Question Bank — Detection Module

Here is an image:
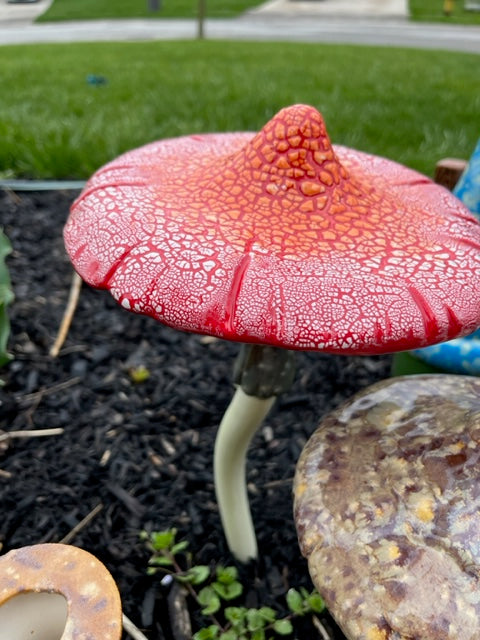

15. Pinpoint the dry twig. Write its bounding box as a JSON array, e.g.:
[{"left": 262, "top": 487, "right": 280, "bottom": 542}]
[
  {"left": 122, "top": 613, "right": 150, "bottom": 640},
  {"left": 312, "top": 614, "right": 334, "bottom": 640},
  {"left": 59, "top": 503, "right": 104, "bottom": 545},
  {"left": 0, "top": 427, "right": 64, "bottom": 443},
  {"left": 17, "top": 376, "right": 82, "bottom": 407},
  {"left": 50, "top": 271, "right": 82, "bottom": 357}
]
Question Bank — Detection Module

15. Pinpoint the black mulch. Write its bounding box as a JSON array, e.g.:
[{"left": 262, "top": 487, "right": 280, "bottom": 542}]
[{"left": 0, "top": 189, "right": 392, "bottom": 639}]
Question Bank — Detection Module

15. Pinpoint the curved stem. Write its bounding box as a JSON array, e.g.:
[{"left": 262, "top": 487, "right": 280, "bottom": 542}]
[{"left": 214, "top": 387, "right": 275, "bottom": 562}]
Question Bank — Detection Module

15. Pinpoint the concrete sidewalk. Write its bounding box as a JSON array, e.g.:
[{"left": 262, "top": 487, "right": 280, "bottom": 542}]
[
  {"left": 0, "top": 0, "right": 478, "bottom": 54},
  {"left": 251, "top": 0, "right": 408, "bottom": 18},
  {"left": 0, "top": 0, "right": 52, "bottom": 23},
  {"left": 0, "top": 0, "right": 408, "bottom": 24},
  {"left": 1, "top": 16, "right": 478, "bottom": 53}
]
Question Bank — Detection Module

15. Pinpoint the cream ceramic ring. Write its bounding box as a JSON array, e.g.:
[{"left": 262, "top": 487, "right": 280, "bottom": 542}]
[{"left": 0, "top": 543, "right": 122, "bottom": 640}]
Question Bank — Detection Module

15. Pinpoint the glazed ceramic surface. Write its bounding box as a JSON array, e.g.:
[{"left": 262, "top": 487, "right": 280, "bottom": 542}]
[
  {"left": 64, "top": 105, "right": 480, "bottom": 355},
  {"left": 0, "top": 544, "right": 122, "bottom": 640},
  {"left": 412, "top": 139, "right": 480, "bottom": 374}
]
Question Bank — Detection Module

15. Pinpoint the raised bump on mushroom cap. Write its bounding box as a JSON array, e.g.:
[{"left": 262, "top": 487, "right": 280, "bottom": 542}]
[
  {"left": 64, "top": 104, "right": 480, "bottom": 355},
  {"left": 294, "top": 375, "right": 480, "bottom": 640},
  {"left": 0, "top": 543, "right": 122, "bottom": 640}
]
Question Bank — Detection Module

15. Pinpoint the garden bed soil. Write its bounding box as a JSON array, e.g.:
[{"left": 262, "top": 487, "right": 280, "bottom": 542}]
[{"left": 0, "top": 188, "right": 392, "bottom": 640}]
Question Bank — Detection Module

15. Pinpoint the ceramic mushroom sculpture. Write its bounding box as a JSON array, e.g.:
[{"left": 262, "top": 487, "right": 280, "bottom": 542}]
[
  {"left": 294, "top": 374, "right": 480, "bottom": 640},
  {"left": 410, "top": 139, "right": 480, "bottom": 375},
  {"left": 64, "top": 104, "right": 480, "bottom": 561},
  {"left": 0, "top": 543, "right": 122, "bottom": 640}
]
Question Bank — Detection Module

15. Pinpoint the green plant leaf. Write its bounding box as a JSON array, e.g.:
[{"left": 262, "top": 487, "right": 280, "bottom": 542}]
[
  {"left": 149, "top": 555, "right": 174, "bottom": 567},
  {"left": 299, "top": 587, "right": 309, "bottom": 599},
  {"left": 216, "top": 566, "right": 238, "bottom": 584},
  {"left": 171, "top": 540, "right": 190, "bottom": 555},
  {"left": 142, "top": 529, "right": 323, "bottom": 638},
  {"left": 257, "top": 608, "right": 276, "bottom": 623},
  {"left": 0, "top": 285, "right": 13, "bottom": 307},
  {"left": 212, "top": 580, "right": 243, "bottom": 601},
  {"left": 225, "top": 606, "right": 247, "bottom": 627},
  {"left": 272, "top": 619, "right": 293, "bottom": 635},
  {"left": 0, "top": 231, "right": 12, "bottom": 286},
  {"left": 306, "top": 591, "right": 325, "bottom": 613},
  {"left": 193, "top": 625, "right": 221, "bottom": 640},
  {"left": 0, "top": 306, "right": 12, "bottom": 369},
  {"left": 198, "top": 586, "right": 221, "bottom": 615},
  {"left": 246, "top": 609, "right": 268, "bottom": 632},
  {"left": 246, "top": 607, "right": 277, "bottom": 631},
  {"left": 182, "top": 565, "right": 210, "bottom": 585},
  {"left": 149, "top": 529, "right": 177, "bottom": 551},
  {"left": 0, "top": 230, "right": 13, "bottom": 369},
  {"left": 286, "top": 589, "right": 304, "bottom": 615}
]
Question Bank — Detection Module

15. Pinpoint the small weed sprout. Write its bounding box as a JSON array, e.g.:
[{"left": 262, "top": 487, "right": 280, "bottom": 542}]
[{"left": 141, "top": 528, "right": 325, "bottom": 640}]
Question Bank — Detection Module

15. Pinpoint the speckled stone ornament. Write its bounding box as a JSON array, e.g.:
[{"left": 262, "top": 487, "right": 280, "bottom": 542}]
[{"left": 294, "top": 375, "right": 480, "bottom": 640}]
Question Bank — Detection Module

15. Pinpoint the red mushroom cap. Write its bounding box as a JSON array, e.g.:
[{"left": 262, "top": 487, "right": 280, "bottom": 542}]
[{"left": 64, "top": 104, "right": 480, "bottom": 354}]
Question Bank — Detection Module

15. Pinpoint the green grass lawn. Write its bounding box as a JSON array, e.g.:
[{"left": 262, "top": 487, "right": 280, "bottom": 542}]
[
  {"left": 410, "top": 0, "right": 480, "bottom": 23},
  {"left": 37, "top": 0, "right": 262, "bottom": 21},
  {"left": 1, "top": 40, "right": 478, "bottom": 180},
  {"left": 37, "top": 0, "right": 480, "bottom": 24},
  {"left": 410, "top": 0, "right": 480, "bottom": 24}
]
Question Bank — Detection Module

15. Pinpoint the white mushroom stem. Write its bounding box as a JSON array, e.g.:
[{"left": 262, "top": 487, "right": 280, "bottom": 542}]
[{"left": 214, "top": 386, "right": 276, "bottom": 562}]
